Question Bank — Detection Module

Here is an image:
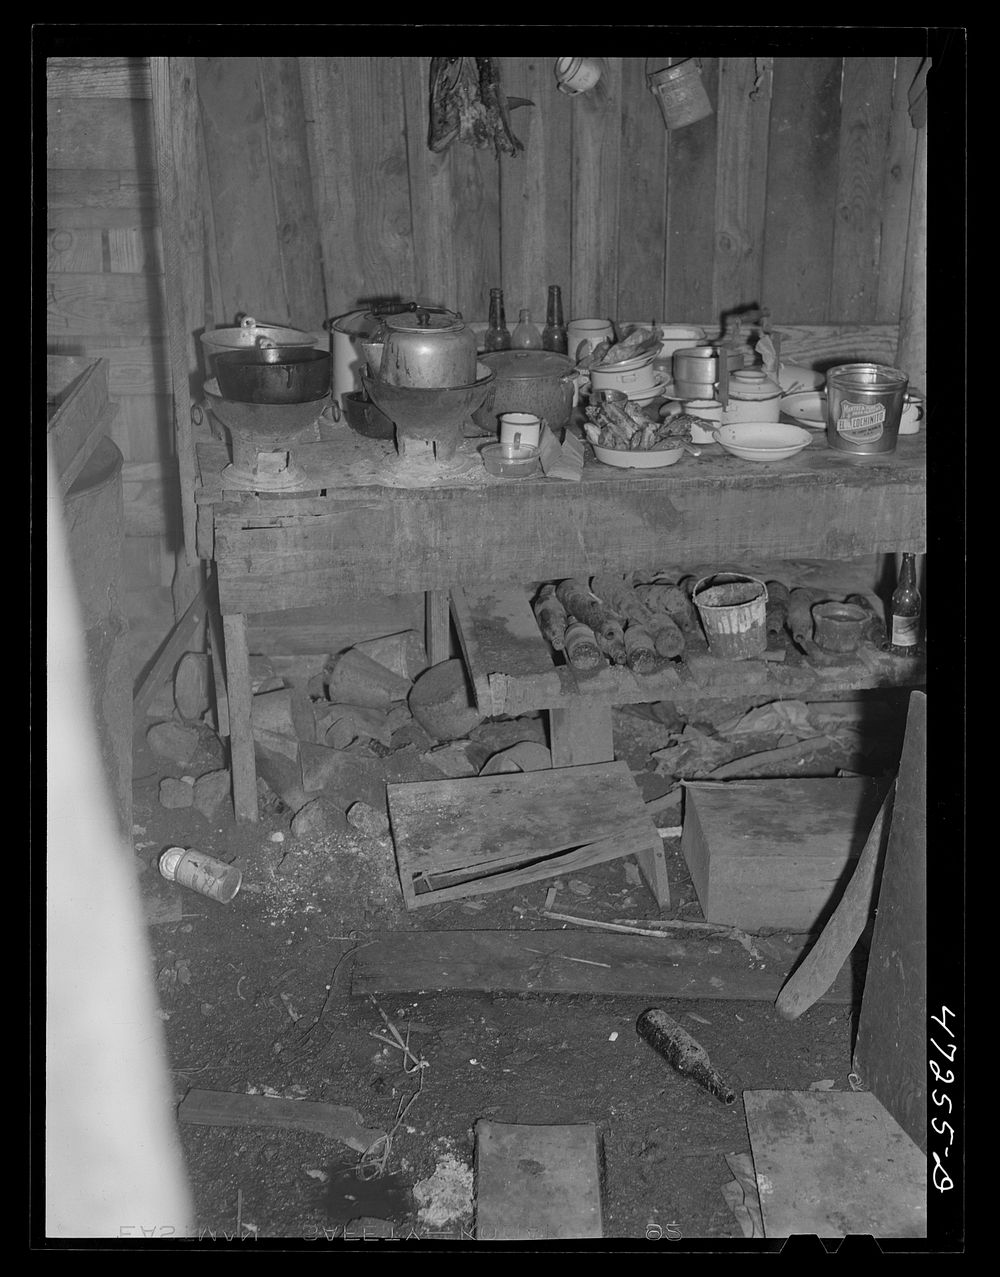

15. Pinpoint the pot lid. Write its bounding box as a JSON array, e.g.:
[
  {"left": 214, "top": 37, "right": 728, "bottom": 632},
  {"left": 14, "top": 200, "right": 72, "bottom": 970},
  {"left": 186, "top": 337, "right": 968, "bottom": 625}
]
[
  {"left": 482, "top": 350, "right": 576, "bottom": 379},
  {"left": 384, "top": 309, "right": 464, "bottom": 333},
  {"left": 729, "top": 368, "right": 782, "bottom": 398}
]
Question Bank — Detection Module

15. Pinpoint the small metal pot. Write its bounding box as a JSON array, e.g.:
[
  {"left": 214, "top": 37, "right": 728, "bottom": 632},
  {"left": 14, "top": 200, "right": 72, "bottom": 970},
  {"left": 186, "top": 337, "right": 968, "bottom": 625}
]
[
  {"left": 471, "top": 349, "right": 578, "bottom": 432},
  {"left": 379, "top": 308, "right": 478, "bottom": 389},
  {"left": 215, "top": 348, "right": 331, "bottom": 404}
]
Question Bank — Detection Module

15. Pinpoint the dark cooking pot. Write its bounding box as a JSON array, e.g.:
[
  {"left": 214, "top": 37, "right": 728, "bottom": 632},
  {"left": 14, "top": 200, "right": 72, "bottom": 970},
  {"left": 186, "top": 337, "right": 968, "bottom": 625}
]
[
  {"left": 471, "top": 350, "right": 577, "bottom": 433},
  {"left": 215, "top": 348, "right": 331, "bottom": 404}
]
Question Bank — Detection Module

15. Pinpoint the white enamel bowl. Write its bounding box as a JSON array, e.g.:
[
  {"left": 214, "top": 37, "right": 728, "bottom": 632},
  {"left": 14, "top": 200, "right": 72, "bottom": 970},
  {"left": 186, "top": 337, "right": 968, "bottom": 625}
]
[
  {"left": 593, "top": 442, "right": 685, "bottom": 469},
  {"left": 712, "top": 422, "right": 813, "bottom": 462},
  {"left": 780, "top": 390, "right": 828, "bottom": 428}
]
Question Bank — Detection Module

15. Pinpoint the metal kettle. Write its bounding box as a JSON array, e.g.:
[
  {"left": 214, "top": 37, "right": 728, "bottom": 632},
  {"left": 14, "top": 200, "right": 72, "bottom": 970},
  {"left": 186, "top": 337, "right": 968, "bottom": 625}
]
[{"left": 376, "top": 303, "right": 478, "bottom": 390}]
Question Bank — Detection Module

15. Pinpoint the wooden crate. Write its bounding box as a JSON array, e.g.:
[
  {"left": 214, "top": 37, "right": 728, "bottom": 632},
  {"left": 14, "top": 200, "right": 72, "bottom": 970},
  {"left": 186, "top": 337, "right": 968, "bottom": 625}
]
[
  {"left": 450, "top": 576, "right": 926, "bottom": 720},
  {"left": 387, "top": 761, "right": 667, "bottom": 908},
  {"left": 680, "top": 777, "right": 890, "bottom": 932}
]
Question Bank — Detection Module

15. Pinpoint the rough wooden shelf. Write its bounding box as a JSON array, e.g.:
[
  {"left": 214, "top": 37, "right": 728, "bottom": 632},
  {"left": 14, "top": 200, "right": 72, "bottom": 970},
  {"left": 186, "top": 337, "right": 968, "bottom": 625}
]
[
  {"left": 451, "top": 578, "right": 927, "bottom": 718},
  {"left": 196, "top": 431, "right": 926, "bottom": 610}
]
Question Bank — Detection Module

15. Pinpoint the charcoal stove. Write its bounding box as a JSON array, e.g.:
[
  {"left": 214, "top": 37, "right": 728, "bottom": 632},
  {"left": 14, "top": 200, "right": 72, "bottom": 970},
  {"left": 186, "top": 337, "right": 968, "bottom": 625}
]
[{"left": 203, "top": 379, "right": 329, "bottom": 490}]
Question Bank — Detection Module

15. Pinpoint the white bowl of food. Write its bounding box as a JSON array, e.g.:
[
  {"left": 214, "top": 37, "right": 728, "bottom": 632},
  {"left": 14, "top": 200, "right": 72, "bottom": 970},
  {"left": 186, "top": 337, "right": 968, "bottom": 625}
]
[
  {"left": 779, "top": 389, "right": 828, "bottom": 428},
  {"left": 712, "top": 422, "right": 814, "bottom": 462}
]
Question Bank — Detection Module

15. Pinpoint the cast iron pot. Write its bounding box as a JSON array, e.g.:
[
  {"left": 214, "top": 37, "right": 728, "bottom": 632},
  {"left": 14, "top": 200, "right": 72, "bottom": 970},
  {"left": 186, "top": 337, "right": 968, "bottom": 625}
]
[
  {"left": 215, "top": 348, "right": 331, "bottom": 405},
  {"left": 471, "top": 349, "right": 577, "bottom": 433}
]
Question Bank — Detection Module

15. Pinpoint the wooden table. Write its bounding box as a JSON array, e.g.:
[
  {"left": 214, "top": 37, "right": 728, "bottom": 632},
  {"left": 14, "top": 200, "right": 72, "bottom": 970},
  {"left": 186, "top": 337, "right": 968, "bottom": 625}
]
[{"left": 195, "top": 424, "right": 927, "bottom": 821}]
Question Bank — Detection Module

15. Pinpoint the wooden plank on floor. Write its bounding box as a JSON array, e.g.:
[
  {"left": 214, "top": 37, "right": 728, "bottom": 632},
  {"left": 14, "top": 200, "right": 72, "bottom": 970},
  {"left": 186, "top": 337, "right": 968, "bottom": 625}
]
[
  {"left": 475, "top": 1121, "right": 603, "bottom": 1241},
  {"left": 350, "top": 929, "right": 861, "bottom": 1002},
  {"left": 177, "top": 1089, "right": 384, "bottom": 1153},
  {"left": 743, "top": 1090, "right": 926, "bottom": 1238}
]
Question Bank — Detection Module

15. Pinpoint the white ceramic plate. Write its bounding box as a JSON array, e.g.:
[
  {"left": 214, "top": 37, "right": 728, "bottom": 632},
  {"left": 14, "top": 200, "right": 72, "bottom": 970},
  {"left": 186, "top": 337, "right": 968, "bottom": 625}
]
[
  {"left": 713, "top": 422, "right": 813, "bottom": 462},
  {"left": 777, "top": 363, "right": 825, "bottom": 393},
  {"left": 593, "top": 442, "right": 684, "bottom": 469},
  {"left": 780, "top": 390, "right": 828, "bottom": 428}
]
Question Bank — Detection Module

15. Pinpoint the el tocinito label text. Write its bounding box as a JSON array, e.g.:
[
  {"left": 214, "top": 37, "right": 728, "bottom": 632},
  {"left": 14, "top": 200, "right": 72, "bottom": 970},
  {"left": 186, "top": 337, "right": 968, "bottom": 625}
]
[{"left": 836, "top": 399, "right": 885, "bottom": 443}]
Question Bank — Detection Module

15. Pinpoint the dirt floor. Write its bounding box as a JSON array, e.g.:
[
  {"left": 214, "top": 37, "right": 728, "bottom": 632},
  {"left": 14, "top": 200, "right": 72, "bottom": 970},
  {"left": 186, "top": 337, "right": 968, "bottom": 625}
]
[{"left": 132, "top": 699, "right": 906, "bottom": 1244}]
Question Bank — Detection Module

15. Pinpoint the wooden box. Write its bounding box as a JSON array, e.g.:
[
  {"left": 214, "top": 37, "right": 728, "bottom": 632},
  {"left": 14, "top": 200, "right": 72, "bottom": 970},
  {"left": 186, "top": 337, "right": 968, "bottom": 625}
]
[{"left": 681, "top": 777, "right": 889, "bottom": 932}]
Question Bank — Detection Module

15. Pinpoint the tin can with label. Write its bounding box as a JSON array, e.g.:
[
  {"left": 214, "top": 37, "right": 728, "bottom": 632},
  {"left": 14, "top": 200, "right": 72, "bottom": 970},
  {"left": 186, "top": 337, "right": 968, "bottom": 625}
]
[
  {"left": 159, "top": 846, "right": 243, "bottom": 904},
  {"left": 825, "top": 363, "right": 908, "bottom": 456}
]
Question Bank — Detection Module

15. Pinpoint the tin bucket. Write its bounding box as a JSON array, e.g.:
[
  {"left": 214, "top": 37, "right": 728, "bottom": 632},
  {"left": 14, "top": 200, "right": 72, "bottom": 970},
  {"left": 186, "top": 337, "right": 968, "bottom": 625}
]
[
  {"left": 693, "top": 573, "right": 768, "bottom": 660},
  {"left": 647, "top": 59, "right": 713, "bottom": 130},
  {"left": 825, "top": 363, "right": 908, "bottom": 456}
]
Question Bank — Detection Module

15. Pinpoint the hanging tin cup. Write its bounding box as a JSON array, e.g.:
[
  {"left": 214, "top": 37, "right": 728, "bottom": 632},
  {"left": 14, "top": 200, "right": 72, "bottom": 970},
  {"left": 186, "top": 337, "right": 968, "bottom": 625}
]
[
  {"left": 555, "top": 57, "right": 603, "bottom": 96},
  {"left": 646, "top": 58, "right": 714, "bottom": 130}
]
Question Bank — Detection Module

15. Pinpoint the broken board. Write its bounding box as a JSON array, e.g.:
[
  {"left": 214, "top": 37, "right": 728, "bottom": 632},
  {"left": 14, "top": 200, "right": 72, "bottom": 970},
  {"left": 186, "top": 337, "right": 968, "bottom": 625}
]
[
  {"left": 475, "top": 1121, "right": 603, "bottom": 1241},
  {"left": 387, "top": 761, "right": 666, "bottom": 908},
  {"left": 177, "top": 1089, "right": 384, "bottom": 1154},
  {"left": 350, "top": 929, "right": 861, "bottom": 1003},
  {"left": 681, "top": 777, "right": 890, "bottom": 931},
  {"left": 743, "top": 1089, "right": 927, "bottom": 1238}
]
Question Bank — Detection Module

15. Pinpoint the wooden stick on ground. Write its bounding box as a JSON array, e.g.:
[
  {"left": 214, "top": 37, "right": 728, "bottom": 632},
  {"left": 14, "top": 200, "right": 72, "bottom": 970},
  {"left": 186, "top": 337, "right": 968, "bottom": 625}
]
[{"left": 774, "top": 782, "right": 895, "bottom": 1020}]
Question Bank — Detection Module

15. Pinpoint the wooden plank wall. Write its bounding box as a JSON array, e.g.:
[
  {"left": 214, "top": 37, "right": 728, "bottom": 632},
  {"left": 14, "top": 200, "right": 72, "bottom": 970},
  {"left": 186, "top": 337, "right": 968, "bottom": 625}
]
[
  {"left": 46, "top": 56, "right": 180, "bottom": 677},
  {"left": 296, "top": 55, "right": 923, "bottom": 336},
  {"left": 46, "top": 54, "right": 927, "bottom": 669}
]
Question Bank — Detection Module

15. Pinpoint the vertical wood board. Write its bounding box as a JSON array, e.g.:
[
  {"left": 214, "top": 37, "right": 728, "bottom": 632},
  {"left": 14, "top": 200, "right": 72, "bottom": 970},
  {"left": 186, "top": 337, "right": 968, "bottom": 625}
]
[
  {"left": 875, "top": 57, "right": 922, "bottom": 321},
  {"left": 617, "top": 58, "right": 668, "bottom": 324},
  {"left": 256, "top": 57, "right": 328, "bottom": 330},
  {"left": 498, "top": 56, "right": 572, "bottom": 323},
  {"left": 570, "top": 59, "right": 622, "bottom": 320},
  {"left": 761, "top": 57, "right": 842, "bottom": 323},
  {"left": 829, "top": 57, "right": 896, "bottom": 322},
  {"left": 713, "top": 56, "right": 773, "bottom": 317},
  {"left": 196, "top": 56, "right": 288, "bottom": 324},
  {"left": 853, "top": 691, "right": 927, "bottom": 1152},
  {"left": 664, "top": 57, "right": 719, "bottom": 325}
]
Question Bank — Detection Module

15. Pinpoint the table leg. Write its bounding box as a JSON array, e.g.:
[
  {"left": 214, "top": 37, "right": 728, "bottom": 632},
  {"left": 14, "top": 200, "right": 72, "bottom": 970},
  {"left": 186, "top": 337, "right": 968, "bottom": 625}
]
[
  {"left": 426, "top": 590, "right": 452, "bottom": 665},
  {"left": 207, "top": 587, "right": 230, "bottom": 738},
  {"left": 221, "top": 613, "right": 257, "bottom": 822},
  {"left": 549, "top": 703, "right": 669, "bottom": 907},
  {"left": 549, "top": 703, "right": 615, "bottom": 767}
]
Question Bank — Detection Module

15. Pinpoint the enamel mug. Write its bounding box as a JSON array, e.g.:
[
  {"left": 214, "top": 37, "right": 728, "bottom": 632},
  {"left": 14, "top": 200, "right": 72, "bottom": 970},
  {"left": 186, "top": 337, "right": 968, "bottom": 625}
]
[
  {"left": 499, "top": 412, "right": 542, "bottom": 453},
  {"left": 555, "top": 57, "right": 603, "bottom": 96},
  {"left": 898, "top": 393, "right": 925, "bottom": 435}
]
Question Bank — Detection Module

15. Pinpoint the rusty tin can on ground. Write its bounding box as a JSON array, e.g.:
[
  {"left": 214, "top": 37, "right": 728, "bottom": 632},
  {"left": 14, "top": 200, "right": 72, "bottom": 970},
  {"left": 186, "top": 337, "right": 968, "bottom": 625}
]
[{"left": 159, "top": 847, "right": 243, "bottom": 904}]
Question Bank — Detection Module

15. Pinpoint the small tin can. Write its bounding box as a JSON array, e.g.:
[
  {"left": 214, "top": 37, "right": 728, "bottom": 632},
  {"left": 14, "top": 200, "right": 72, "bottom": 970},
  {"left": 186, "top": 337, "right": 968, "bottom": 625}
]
[{"left": 159, "top": 847, "right": 243, "bottom": 904}]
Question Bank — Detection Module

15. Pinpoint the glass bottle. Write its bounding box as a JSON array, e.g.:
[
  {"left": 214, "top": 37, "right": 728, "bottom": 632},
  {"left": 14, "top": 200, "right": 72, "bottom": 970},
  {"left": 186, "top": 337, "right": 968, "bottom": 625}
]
[
  {"left": 542, "top": 285, "right": 568, "bottom": 355},
  {"left": 511, "top": 308, "right": 542, "bottom": 350},
  {"left": 484, "top": 287, "right": 511, "bottom": 352},
  {"left": 889, "top": 553, "right": 922, "bottom": 655}
]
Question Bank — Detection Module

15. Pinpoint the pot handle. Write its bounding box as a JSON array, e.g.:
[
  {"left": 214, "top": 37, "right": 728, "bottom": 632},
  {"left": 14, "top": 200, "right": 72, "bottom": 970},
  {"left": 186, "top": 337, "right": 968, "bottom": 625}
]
[
  {"left": 240, "top": 315, "right": 258, "bottom": 330},
  {"left": 328, "top": 399, "right": 341, "bottom": 423}
]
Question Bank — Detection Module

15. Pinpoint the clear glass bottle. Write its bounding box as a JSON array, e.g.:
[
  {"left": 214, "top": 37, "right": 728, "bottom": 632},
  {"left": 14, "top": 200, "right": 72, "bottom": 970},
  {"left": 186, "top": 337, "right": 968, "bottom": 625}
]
[
  {"left": 889, "top": 553, "right": 922, "bottom": 655},
  {"left": 541, "top": 285, "right": 568, "bottom": 355},
  {"left": 484, "top": 287, "right": 511, "bottom": 352},
  {"left": 511, "top": 308, "right": 542, "bottom": 350}
]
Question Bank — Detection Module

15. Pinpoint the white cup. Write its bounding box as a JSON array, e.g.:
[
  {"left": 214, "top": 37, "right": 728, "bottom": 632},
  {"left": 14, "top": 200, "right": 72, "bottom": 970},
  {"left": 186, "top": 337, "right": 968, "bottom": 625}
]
[
  {"left": 683, "top": 398, "right": 723, "bottom": 443},
  {"left": 567, "top": 318, "right": 615, "bottom": 363},
  {"left": 499, "top": 412, "right": 541, "bottom": 456},
  {"left": 898, "top": 393, "right": 925, "bottom": 434}
]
